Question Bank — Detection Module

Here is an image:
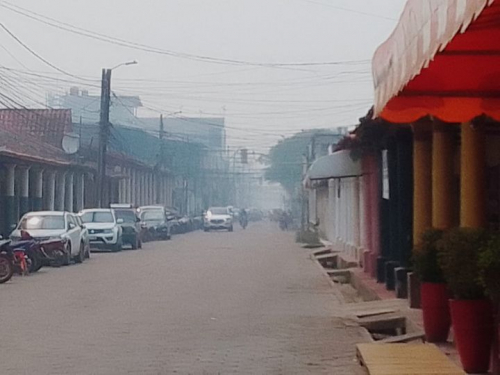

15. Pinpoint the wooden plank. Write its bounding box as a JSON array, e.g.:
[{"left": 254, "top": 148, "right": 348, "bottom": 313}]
[
  {"left": 358, "top": 313, "right": 406, "bottom": 332},
  {"left": 357, "top": 343, "right": 465, "bottom": 375},
  {"left": 355, "top": 308, "right": 395, "bottom": 318},
  {"left": 375, "top": 332, "right": 425, "bottom": 344}
]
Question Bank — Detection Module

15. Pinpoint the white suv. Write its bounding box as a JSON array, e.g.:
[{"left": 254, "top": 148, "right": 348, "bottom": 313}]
[
  {"left": 204, "top": 207, "right": 234, "bottom": 232},
  {"left": 79, "top": 209, "right": 123, "bottom": 252},
  {"left": 11, "top": 211, "right": 88, "bottom": 264}
]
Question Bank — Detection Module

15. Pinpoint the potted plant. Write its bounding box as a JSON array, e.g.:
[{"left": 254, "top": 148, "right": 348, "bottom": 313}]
[
  {"left": 412, "top": 229, "right": 450, "bottom": 343},
  {"left": 438, "top": 228, "right": 494, "bottom": 374},
  {"left": 478, "top": 234, "right": 500, "bottom": 375}
]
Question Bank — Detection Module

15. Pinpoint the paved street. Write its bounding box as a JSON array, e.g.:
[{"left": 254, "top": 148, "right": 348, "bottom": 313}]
[{"left": 0, "top": 223, "right": 366, "bottom": 375}]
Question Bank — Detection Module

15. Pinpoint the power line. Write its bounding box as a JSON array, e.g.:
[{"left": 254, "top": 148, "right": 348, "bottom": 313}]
[
  {"left": 292, "top": 0, "right": 398, "bottom": 21},
  {"left": 0, "top": 23, "right": 95, "bottom": 82},
  {"left": 0, "top": 1, "right": 371, "bottom": 68}
]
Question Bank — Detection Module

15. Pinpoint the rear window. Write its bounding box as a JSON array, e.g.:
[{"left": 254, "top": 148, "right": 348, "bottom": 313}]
[
  {"left": 141, "top": 211, "right": 164, "bottom": 221},
  {"left": 115, "top": 210, "right": 137, "bottom": 223},
  {"left": 21, "top": 215, "right": 65, "bottom": 230},
  {"left": 81, "top": 212, "right": 114, "bottom": 223}
]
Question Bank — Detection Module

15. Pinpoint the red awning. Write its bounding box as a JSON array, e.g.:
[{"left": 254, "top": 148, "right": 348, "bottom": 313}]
[{"left": 373, "top": 0, "right": 500, "bottom": 123}]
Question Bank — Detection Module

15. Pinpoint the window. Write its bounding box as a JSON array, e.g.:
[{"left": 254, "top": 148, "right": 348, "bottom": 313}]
[
  {"left": 141, "top": 211, "right": 164, "bottom": 221},
  {"left": 115, "top": 210, "right": 138, "bottom": 223},
  {"left": 21, "top": 215, "right": 65, "bottom": 230},
  {"left": 81, "top": 211, "right": 114, "bottom": 223},
  {"left": 208, "top": 207, "right": 228, "bottom": 215}
]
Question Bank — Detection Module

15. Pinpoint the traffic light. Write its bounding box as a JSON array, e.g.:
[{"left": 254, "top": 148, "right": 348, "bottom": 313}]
[{"left": 241, "top": 148, "right": 248, "bottom": 164}]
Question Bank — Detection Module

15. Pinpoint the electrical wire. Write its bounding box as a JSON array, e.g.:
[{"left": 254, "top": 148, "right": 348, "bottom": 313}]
[{"left": 0, "top": 1, "right": 372, "bottom": 68}]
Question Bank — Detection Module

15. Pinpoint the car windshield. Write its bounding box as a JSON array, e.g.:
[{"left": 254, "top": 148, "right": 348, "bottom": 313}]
[
  {"left": 142, "top": 211, "right": 164, "bottom": 221},
  {"left": 20, "top": 215, "right": 65, "bottom": 230},
  {"left": 81, "top": 211, "right": 114, "bottom": 223},
  {"left": 115, "top": 210, "right": 137, "bottom": 223},
  {"left": 209, "top": 208, "right": 228, "bottom": 215}
]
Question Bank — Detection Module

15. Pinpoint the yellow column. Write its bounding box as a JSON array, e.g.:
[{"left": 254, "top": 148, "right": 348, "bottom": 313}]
[
  {"left": 412, "top": 122, "right": 432, "bottom": 245},
  {"left": 460, "top": 121, "right": 486, "bottom": 228},
  {"left": 432, "top": 123, "right": 455, "bottom": 230}
]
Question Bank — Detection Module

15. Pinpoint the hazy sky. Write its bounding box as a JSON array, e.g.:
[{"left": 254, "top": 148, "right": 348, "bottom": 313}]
[{"left": 0, "top": 0, "right": 407, "bottom": 152}]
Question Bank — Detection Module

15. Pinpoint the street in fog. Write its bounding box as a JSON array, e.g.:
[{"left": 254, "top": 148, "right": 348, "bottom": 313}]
[{"left": 0, "top": 224, "right": 365, "bottom": 374}]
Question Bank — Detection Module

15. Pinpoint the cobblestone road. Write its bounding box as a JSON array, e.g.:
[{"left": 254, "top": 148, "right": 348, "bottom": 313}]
[{"left": 0, "top": 223, "right": 367, "bottom": 374}]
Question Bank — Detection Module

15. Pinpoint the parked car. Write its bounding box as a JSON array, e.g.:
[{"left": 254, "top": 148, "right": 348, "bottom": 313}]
[
  {"left": 111, "top": 204, "right": 143, "bottom": 250},
  {"left": 139, "top": 206, "right": 171, "bottom": 241},
  {"left": 204, "top": 207, "right": 233, "bottom": 232},
  {"left": 11, "top": 211, "right": 88, "bottom": 264},
  {"left": 79, "top": 209, "right": 123, "bottom": 252}
]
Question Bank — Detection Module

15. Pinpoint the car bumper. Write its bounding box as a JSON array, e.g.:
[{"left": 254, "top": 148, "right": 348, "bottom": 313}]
[
  {"left": 88, "top": 233, "right": 119, "bottom": 247},
  {"left": 204, "top": 221, "right": 232, "bottom": 229}
]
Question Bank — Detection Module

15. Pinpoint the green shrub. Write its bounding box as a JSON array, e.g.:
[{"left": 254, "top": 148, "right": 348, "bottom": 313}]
[
  {"left": 437, "top": 228, "right": 489, "bottom": 300},
  {"left": 412, "top": 229, "right": 444, "bottom": 283},
  {"left": 478, "top": 234, "right": 500, "bottom": 302}
]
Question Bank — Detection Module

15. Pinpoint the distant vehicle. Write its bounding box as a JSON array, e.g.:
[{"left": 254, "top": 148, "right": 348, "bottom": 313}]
[
  {"left": 204, "top": 207, "right": 233, "bottom": 232},
  {"left": 79, "top": 209, "right": 123, "bottom": 252},
  {"left": 11, "top": 211, "right": 88, "bottom": 264},
  {"left": 139, "top": 206, "right": 171, "bottom": 241},
  {"left": 111, "top": 204, "right": 143, "bottom": 250}
]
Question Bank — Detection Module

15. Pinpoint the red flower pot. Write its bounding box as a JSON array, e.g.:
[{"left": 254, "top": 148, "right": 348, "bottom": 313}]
[
  {"left": 449, "top": 299, "right": 494, "bottom": 374},
  {"left": 421, "top": 283, "right": 451, "bottom": 342}
]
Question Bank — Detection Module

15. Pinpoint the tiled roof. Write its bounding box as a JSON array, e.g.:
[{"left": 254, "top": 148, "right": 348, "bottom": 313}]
[
  {"left": 0, "top": 126, "right": 72, "bottom": 166},
  {"left": 0, "top": 109, "right": 73, "bottom": 149}
]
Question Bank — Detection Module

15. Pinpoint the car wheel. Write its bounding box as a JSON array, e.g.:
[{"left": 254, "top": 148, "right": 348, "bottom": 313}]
[
  {"left": 131, "top": 236, "right": 138, "bottom": 250},
  {"left": 63, "top": 243, "right": 71, "bottom": 266},
  {"left": 228, "top": 226, "right": 233, "bottom": 232},
  {"left": 75, "top": 242, "right": 85, "bottom": 263},
  {"left": 112, "top": 238, "right": 123, "bottom": 252},
  {"left": 204, "top": 228, "right": 209, "bottom": 232}
]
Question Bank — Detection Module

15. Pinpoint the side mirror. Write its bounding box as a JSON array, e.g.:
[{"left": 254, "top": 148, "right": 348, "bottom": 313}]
[{"left": 136, "top": 217, "right": 141, "bottom": 223}]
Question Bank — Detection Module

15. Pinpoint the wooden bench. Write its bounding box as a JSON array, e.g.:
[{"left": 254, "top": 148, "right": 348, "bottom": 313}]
[{"left": 357, "top": 343, "right": 464, "bottom": 374}]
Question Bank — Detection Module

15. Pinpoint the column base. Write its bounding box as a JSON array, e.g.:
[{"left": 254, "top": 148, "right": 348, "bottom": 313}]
[
  {"left": 385, "top": 261, "right": 400, "bottom": 291},
  {"left": 363, "top": 250, "right": 371, "bottom": 273},
  {"left": 4, "top": 195, "right": 16, "bottom": 236},
  {"left": 32, "top": 197, "right": 43, "bottom": 212},
  {"left": 408, "top": 272, "right": 421, "bottom": 308},
  {"left": 20, "top": 197, "right": 30, "bottom": 216},
  {"left": 394, "top": 267, "right": 409, "bottom": 299},
  {"left": 376, "top": 256, "right": 386, "bottom": 283}
]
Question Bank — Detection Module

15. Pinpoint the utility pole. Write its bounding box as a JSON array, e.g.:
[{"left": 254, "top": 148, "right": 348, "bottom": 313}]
[
  {"left": 97, "top": 68, "right": 112, "bottom": 208},
  {"left": 157, "top": 115, "right": 165, "bottom": 204}
]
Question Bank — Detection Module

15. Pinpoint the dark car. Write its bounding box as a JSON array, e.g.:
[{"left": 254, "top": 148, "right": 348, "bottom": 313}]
[
  {"left": 139, "top": 207, "right": 171, "bottom": 241},
  {"left": 112, "top": 205, "right": 143, "bottom": 250}
]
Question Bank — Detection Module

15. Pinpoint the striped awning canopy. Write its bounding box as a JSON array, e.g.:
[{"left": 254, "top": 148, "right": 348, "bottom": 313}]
[
  {"left": 305, "top": 150, "right": 362, "bottom": 183},
  {"left": 373, "top": 0, "right": 500, "bottom": 123}
]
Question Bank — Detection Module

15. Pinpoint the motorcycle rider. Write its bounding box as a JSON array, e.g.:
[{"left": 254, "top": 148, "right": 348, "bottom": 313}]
[{"left": 239, "top": 208, "right": 248, "bottom": 228}]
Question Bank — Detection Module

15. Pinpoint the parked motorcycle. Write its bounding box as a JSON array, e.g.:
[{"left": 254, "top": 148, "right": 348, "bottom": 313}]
[
  {"left": 0, "top": 240, "right": 14, "bottom": 284},
  {"left": 12, "top": 231, "right": 68, "bottom": 269}
]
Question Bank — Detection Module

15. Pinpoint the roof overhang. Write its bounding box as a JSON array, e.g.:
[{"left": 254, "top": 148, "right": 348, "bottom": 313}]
[
  {"left": 305, "top": 150, "right": 362, "bottom": 187},
  {"left": 373, "top": 0, "right": 500, "bottom": 123}
]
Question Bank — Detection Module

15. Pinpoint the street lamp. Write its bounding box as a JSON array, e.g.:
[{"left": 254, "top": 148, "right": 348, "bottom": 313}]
[
  {"left": 111, "top": 60, "right": 138, "bottom": 71},
  {"left": 96, "top": 61, "right": 138, "bottom": 207}
]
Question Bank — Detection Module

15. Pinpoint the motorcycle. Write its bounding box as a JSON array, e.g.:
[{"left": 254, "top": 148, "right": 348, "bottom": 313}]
[
  {"left": 0, "top": 239, "right": 29, "bottom": 282},
  {"left": 239, "top": 216, "right": 248, "bottom": 230},
  {"left": 0, "top": 240, "right": 14, "bottom": 283},
  {"left": 12, "top": 231, "right": 68, "bottom": 269}
]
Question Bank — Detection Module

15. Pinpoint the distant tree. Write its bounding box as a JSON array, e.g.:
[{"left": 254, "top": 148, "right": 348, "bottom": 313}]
[{"left": 264, "top": 129, "right": 339, "bottom": 195}]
